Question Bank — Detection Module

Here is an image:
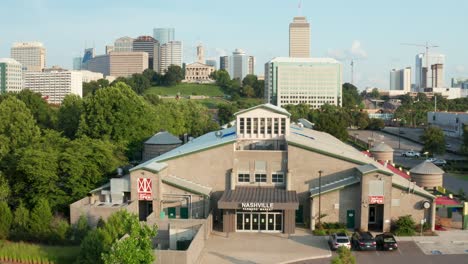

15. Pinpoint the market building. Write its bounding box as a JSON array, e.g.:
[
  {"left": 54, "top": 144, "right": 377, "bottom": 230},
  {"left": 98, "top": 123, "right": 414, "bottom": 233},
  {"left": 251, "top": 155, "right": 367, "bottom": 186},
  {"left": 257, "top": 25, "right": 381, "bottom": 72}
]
[{"left": 71, "top": 104, "right": 437, "bottom": 234}]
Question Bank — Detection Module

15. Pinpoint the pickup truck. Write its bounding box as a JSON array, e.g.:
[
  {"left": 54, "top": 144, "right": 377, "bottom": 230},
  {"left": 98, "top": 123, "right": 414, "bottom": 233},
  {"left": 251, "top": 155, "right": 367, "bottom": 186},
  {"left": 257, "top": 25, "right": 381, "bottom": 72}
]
[{"left": 402, "top": 151, "right": 421, "bottom": 157}]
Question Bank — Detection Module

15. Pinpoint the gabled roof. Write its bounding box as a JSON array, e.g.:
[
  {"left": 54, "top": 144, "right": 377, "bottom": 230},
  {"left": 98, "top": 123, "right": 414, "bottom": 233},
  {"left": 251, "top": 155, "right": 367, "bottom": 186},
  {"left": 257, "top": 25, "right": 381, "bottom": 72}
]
[
  {"left": 186, "top": 62, "right": 213, "bottom": 68},
  {"left": 130, "top": 126, "right": 237, "bottom": 172},
  {"left": 410, "top": 161, "right": 445, "bottom": 175},
  {"left": 162, "top": 175, "right": 212, "bottom": 196},
  {"left": 234, "top": 103, "right": 291, "bottom": 117},
  {"left": 298, "top": 118, "right": 314, "bottom": 129},
  {"left": 144, "top": 131, "right": 182, "bottom": 145},
  {"left": 310, "top": 176, "right": 360, "bottom": 197}
]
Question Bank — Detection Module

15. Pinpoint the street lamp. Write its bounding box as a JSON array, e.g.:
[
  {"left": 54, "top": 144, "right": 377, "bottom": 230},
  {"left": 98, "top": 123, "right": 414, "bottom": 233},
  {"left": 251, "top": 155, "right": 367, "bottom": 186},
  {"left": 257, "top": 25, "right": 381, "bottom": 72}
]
[{"left": 318, "top": 170, "right": 324, "bottom": 229}]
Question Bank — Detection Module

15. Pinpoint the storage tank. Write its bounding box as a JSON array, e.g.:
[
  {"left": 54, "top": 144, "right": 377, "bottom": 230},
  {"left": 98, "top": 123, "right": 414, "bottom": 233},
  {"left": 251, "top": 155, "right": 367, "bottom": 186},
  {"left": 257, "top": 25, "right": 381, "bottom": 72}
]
[
  {"left": 410, "top": 161, "right": 444, "bottom": 188},
  {"left": 370, "top": 142, "right": 394, "bottom": 163}
]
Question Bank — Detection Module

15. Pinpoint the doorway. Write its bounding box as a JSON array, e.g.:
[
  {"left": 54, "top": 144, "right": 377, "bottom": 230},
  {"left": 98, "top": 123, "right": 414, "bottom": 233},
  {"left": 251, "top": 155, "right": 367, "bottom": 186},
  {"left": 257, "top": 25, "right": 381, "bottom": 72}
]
[
  {"left": 346, "top": 210, "right": 355, "bottom": 229},
  {"left": 139, "top": 201, "right": 153, "bottom": 221},
  {"left": 368, "top": 204, "right": 384, "bottom": 231},
  {"left": 235, "top": 211, "right": 282, "bottom": 232}
]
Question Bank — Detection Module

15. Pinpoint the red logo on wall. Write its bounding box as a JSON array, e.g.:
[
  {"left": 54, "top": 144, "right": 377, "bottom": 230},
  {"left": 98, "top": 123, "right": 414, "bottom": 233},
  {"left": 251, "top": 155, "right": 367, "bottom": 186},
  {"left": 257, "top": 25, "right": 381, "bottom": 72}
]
[
  {"left": 138, "top": 178, "right": 152, "bottom": 200},
  {"left": 369, "top": 196, "right": 384, "bottom": 204}
]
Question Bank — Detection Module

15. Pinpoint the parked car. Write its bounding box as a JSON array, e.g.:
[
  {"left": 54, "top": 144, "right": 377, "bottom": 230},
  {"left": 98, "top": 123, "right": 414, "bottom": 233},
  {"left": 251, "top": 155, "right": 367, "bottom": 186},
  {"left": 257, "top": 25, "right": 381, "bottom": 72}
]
[
  {"left": 432, "top": 159, "right": 447, "bottom": 166},
  {"left": 445, "top": 143, "right": 452, "bottom": 148},
  {"left": 351, "top": 231, "right": 376, "bottom": 250},
  {"left": 375, "top": 233, "right": 398, "bottom": 251},
  {"left": 425, "top": 157, "right": 437, "bottom": 163},
  {"left": 328, "top": 233, "right": 351, "bottom": 250},
  {"left": 402, "top": 151, "right": 421, "bottom": 158}
]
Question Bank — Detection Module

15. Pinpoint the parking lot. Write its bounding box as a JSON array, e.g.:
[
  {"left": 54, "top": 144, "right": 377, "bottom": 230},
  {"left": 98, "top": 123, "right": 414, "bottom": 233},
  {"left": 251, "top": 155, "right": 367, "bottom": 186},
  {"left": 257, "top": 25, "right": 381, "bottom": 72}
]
[{"left": 292, "top": 241, "right": 468, "bottom": 264}]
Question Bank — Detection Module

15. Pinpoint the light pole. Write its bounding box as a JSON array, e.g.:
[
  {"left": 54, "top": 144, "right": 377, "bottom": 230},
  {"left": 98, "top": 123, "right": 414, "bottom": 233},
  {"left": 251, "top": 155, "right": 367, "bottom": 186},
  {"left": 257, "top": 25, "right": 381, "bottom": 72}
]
[{"left": 318, "top": 170, "right": 323, "bottom": 229}]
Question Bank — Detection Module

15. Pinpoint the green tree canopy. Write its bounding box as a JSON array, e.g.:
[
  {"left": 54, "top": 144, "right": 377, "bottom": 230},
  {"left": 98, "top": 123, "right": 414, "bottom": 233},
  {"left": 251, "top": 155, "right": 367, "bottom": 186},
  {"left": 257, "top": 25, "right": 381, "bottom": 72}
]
[
  {"left": 421, "top": 126, "right": 446, "bottom": 155},
  {"left": 57, "top": 94, "right": 84, "bottom": 139},
  {"left": 128, "top": 73, "right": 151, "bottom": 94},
  {"left": 10, "top": 202, "right": 30, "bottom": 241},
  {"left": 211, "top": 69, "right": 231, "bottom": 88},
  {"left": 342, "top": 83, "right": 362, "bottom": 109},
  {"left": 28, "top": 198, "right": 53, "bottom": 242},
  {"left": 0, "top": 201, "right": 12, "bottom": 239},
  {"left": 15, "top": 89, "right": 57, "bottom": 129},
  {"left": 217, "top": 104, "right": 238, "bottom": 125},
  {"left": 162, "top": 65, "right": 184, "bottom": 86},
  {"left": 0, "top": 173, "right": 9, "bottom": 201}
]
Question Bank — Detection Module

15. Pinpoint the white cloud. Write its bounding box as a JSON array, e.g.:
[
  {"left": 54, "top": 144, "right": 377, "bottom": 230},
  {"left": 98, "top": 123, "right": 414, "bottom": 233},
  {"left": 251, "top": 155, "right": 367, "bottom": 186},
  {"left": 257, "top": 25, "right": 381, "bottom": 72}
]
[
  {"left": 327, "top": 40, "right": 368, "bottom": 61},
  {"left": 454, "top": 65, "right": 466, "bottom": 74}
]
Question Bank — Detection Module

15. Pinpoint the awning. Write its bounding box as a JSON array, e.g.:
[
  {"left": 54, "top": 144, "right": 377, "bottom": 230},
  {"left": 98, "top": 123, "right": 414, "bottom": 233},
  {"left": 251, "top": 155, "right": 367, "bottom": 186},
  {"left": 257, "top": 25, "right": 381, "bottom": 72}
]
[{"left": 218, "top": 187, "right": 299, "bottom": 210}]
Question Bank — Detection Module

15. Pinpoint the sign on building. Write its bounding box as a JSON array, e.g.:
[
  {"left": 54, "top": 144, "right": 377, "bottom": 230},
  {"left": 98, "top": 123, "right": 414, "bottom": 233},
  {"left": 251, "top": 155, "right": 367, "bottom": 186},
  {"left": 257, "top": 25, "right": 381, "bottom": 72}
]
[
  {"left": 369, "top": 196, "right": 384, "bottom": 204},
  {"left": 138, "top": 178, "right": 152, "bottom": 200},
  {"left": 241, "top": 202, "right": 274, "bottom": 211}
]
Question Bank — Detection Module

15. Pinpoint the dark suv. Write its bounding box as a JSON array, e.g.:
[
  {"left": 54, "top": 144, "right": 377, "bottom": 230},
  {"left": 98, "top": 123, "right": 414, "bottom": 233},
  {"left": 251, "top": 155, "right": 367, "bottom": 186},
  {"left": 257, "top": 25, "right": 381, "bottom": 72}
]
[
  {"left": 375, "top": 233, "right": 398, "bottom": 251},
  {"left": 351, "top": 231, "right": 376, "bottom": 250}
]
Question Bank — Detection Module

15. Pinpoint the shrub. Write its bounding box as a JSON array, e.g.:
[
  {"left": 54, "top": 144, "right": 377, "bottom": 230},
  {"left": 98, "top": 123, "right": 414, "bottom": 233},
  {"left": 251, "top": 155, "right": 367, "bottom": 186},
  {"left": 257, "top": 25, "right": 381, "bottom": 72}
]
[
  {"left": 50, "top": 216, "right": 70, "bottom": 244},
  {"left": 331, "top": 246, "right": 356, "bottom": 264},
  {"left": 312, "top": 229, "right": 327, "bottom": 236},
  {"left": 29, "top": 198, "right": 53, "bottom": 242},
  {"left": 10, "top": 202, "right": 30, "bottom": 241},
  {"left": 393, "top": 215, "right": 416, "bottom": 236}
]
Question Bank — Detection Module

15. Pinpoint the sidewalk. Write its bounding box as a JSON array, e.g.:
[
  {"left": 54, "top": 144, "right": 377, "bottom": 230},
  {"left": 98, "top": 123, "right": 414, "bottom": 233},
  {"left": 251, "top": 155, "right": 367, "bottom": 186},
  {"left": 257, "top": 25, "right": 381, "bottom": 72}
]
[{"left": 199, "top": 228, "right": 331, "bottom": 264}]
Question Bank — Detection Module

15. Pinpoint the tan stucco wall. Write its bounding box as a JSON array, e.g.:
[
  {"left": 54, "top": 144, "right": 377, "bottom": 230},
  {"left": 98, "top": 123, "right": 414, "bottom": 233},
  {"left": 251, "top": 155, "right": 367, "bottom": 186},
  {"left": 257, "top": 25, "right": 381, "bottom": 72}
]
[{"left": 391, "top": 186, "right": 431, "bottom": 224}]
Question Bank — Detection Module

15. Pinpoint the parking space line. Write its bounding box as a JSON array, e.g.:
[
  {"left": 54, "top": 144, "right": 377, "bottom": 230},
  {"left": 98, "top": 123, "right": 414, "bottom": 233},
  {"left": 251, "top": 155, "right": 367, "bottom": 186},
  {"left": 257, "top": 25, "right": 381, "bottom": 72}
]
[
  {"left": 397, "top": 248, "right": 403, "bottom": 255},
  {"left": 375, "top": 250, "right": 380, "bottom": 256}
]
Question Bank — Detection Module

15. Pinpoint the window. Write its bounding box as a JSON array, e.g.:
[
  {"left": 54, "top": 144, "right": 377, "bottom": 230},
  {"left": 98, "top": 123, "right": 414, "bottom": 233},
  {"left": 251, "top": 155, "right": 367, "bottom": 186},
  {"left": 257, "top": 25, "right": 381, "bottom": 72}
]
[
  {"left": 280, "top": 118, "right": 286, "bottom": 134},
  {"left": 274, "top": 119, "right": 279, "bottom": 134},
  {"left": 255, "top": 174, "right": 267, "bottom": 182},
  {"left": 272, "top": 173, "right": 284, "bottom": 183},
  {"left": 238, "top": 173, "right": 250, "bottom": 183},
  {"left": 246, "top": 118, "right": 251, "bottom": 133},
  {"left": 239, "top": 118, "right": 245, "bottom": 134}
]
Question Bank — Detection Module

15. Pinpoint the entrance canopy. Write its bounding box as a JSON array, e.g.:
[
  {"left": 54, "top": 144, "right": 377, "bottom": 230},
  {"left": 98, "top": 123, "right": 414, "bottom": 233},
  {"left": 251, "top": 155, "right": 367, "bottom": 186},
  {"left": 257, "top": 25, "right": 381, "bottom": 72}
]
[{"left": 218, "top": 187, "right": 299, "bottom": 210}]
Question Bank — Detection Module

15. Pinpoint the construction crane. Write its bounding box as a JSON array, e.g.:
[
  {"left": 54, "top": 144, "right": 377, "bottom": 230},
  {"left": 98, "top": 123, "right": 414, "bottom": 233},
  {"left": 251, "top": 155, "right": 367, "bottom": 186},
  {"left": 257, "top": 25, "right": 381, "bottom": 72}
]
[
  {"left": 401, "top": 42, "right": 439, "bottom": 90},
  {"left": 350, "top": 59, "right": 358, "bottom": 85}
]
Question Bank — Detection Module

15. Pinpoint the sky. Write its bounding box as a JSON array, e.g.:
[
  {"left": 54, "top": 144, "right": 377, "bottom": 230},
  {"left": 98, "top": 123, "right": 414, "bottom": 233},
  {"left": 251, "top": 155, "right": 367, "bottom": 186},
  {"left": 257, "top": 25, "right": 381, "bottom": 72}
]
[{"left": 1, "top": 0, "right": 467, "bottom": 90}]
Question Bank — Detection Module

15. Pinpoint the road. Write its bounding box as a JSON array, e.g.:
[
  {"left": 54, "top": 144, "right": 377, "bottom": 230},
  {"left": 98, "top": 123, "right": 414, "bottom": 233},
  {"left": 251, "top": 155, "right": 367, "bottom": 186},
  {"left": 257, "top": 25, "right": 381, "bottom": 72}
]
[{"left": 291, "top": 242, "right": 467, "bottom": 264}]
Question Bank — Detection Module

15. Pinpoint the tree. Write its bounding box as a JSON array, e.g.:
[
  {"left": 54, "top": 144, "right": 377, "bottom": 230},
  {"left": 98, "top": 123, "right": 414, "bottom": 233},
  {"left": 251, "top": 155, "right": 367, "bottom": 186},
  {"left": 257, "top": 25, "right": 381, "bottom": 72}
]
[
  {"left": 461, "top": 124, "right": 468, "bottom": 155},
  {"left": 70, "top": 215, "right": 91, "bottom": 245},
  {"left": 315, "top": 112, "right": 348, "bottom": 141},
  {"left": 28, "top": 198, "right": 53, "bottom": 242},
  {"left": 217, "top": 104, "right": 238, "bottom": 125},
  {"left": 162, "top": 65, "right": 184, "bottom": 86},
  {"left": 10, "top": 202, "right": 30, "bottom": 241},
  {"left": 242, "top": 85, "right": 255, "bottom": 98},
  {"left": 77, "top": 229, "right": 109, "bottom": 264},
  {"left": 57, "top": 94, "right": 83, "bottom": 139},
  {"left": 0, "top": 96, "right": 40, "bottom": 157},
  {"left": 284, "top": 104, "right": 311, "bottom": 122},
  {"left": 370, "top": 88, "right": 380, "bottom": 99},
  {"left": 342, "top": 83, "right": 362, "bottom": 109},
  {"left": 242, "top": 74, "right": 257, "bottom": 87},
  {"left": 128, "top": 73, "right": 151, "bottom": 94},
  {"left": 211, "top": 70, "right": 231, "bottom": 89},
  {"left": 420, "top": 126, "right": 446, "bottom": 155},
  {"left": 15, "top": 89, "right": 57, "bottom": 129},
  {"left": 367, "top": 118, "right": 385, "bottom": 130},
  {"left": 354, "top": 112, "right": 370, "bottom": 130},
  {"left": 0, "top": 201, "right": 12, "bottom": 239},
  {"left": 0, "top": 173, "right": 9, "bottom": 201}
]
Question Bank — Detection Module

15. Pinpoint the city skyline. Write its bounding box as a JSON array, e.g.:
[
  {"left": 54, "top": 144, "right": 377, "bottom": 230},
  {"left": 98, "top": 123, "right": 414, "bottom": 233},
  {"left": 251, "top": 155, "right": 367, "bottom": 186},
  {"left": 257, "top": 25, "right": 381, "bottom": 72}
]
[{"left": 1, "top": 0, "right": 467, "bottom": 89}]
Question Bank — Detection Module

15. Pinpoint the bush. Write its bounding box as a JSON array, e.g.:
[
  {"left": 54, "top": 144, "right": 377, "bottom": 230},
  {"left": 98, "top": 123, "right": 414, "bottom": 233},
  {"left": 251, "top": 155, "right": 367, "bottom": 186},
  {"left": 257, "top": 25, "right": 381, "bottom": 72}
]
[
  {"left": 50, "top": 216, "right": 70, "bottom": 244},
  {"left": 331, "top": 246, "right": 356, "bottom": 264},
  {"left": 10, "top": 202, "right": 29, "bottom": 241},
  {"left": 313, "top": 229, "right": 327, "bottom": 236},
  {"left": 29, "top": 198, "right": 53, "bottom": 242},
  {"left": 392, "top": 215, "right": 416, "bottom": 236}
]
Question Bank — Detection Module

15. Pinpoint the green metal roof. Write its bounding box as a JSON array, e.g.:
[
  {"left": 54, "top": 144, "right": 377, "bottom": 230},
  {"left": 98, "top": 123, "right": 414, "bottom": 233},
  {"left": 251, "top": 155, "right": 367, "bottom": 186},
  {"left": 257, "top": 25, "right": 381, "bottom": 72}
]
[{"left": 144, "top": 131, "right": 182, "bottom": 145}]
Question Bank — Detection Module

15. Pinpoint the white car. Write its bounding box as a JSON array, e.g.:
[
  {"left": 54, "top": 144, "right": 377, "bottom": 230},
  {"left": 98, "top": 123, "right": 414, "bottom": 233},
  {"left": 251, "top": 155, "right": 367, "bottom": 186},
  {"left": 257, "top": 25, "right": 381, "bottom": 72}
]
[
  {"left": 402, "top": 151, "right": 421, "bottom": 158},
  {"left": 425, "top": 158, "right": 437, "bottom": 162},
  {"left": 328, "top": 233, "right": 351, "bottom": 250},
  {"left": 432, "top": 159, "right": 447, "bottom": 166}
]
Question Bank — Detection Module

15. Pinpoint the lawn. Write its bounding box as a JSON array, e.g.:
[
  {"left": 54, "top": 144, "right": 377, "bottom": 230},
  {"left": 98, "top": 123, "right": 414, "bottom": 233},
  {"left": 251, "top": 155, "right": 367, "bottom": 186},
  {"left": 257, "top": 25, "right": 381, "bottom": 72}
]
[
  {"left": 0, "top": 240, "right": 80, "bottom": 264},
  {"left": 144, "top": 83, "right": 225, "bottom": 97}
]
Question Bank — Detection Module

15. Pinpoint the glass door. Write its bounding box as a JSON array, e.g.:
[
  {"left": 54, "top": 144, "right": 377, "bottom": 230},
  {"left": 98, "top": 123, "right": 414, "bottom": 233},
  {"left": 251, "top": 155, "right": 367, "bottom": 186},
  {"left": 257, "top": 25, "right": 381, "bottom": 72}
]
[
  {"left": 267, "top": 213, "right": 274, "bottom": 231},
  {"left": 244, "top": 213, "right": 251, "bottom": 231},
  {"left": 275, "top": 213, "right": 282, "bottom": 231},
  {"left": 252, "top": 213, "right": 259, "bottom": 231},
  {"left": 369, "top": 205, "right": 376, "bottom": 224},
  {"left": 236, "top": 213, "right": 243, "bottom": 230},
  {"left": 260, "top": 214, "right": 267, "bottom": 230}
]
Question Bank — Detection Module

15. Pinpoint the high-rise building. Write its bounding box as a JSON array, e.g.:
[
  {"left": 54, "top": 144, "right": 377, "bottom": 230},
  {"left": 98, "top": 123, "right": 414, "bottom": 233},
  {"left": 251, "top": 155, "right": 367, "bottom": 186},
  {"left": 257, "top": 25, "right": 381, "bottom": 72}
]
[
  {"left": 114, "top": 37, "right": 134, "bottom": 52},
  {"left": 197, "top": 44, "right": 205, "bottom": 64},
  {"left": 24, "top": 70, "right": 82, "bottom": 104},
  {"left": 153, "top": 28, "right": 175, "bottom": 45},
  {"left": 205, "top": 59, "right": 217, "bottom": 69},
  {"left": 248, "top": 56, "right": 255, "bottom": 75},
  {"left": 82, "top": 48, "right": 95, "bottom": 65},
  {"left": 73, "top": 57, "right": 83, "bottom": 70},
  {"left": 265, "top": 57, "right": 342, "bottom": 109},
  {"left": 133, "top": 36, "right": 159, "bottom": 71},
  {"left": 390, "top": 67, "right": 411, "bottom": 92},
  {"left": 415, "top": 53, "right": 445, "bottom": 90},
  {"left": 159, "top": 41, "right": 182, "bottom": 73},
  {"left": 431, "top": 64, "right": 444, "bottom": 88},
  {"left": 289, "top": 17, "right": 310, "bottom": 58},
  {"left": 0, "top": 58, "right": 23, "bottom": 94},
  {"left": 84, "top": 52, "right": 149, "bottom": 78},
  {"left": 220, "top": 56, "right": 230, "bottom": 74},
  {"left": 10, "top": 42, "right": 46, "bottom": 72},
  {"left": 232, "top": 49, "right": 249, "bottom": 81}
]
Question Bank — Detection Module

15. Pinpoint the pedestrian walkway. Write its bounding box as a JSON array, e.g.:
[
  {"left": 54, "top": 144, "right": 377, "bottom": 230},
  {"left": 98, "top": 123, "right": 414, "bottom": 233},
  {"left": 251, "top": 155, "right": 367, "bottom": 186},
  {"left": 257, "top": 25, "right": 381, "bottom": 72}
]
[
  {"left": 199, "top": 227, "right": 331, "bottom": 264},
  {"left": 396, "top": 229, "right": 468, "bottom": 255}
]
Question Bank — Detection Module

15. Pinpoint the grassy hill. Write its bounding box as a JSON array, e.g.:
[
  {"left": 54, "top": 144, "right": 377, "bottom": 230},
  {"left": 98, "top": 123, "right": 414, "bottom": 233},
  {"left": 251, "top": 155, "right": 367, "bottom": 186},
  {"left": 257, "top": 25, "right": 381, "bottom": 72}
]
[{"left": 144, "top": 83, "right": 225, "bottom": 97}]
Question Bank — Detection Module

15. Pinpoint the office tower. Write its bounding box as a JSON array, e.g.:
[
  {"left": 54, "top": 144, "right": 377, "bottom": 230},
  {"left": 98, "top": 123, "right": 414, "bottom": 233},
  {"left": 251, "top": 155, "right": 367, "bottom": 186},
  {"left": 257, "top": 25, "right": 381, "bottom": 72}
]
[
  {"left": 84, "top": 52, "right": 149, "bottom": 78},
  {"left": 289, "top": 17, "right": 310, "bottom": 58},
  {"left": 390, "top": 67, "right": 411, "bottom": 92},
  {"left": 197, "top": 44, "right": 205, "bottom": 63},
  {"left": 159, "top": 41, "right": 182, "bottom": 73},
  {"left": 114, "top": 37, "right": 134, "bottom": 52},
  {"left": 105, "top": 45, "right": 114, "bottom": 54},
  {"left": 205, "top": 59, "right": 217, "bottom": 69},
  {"left": 24, "top": 71, "right": 82, "bottom": 104},
  {"left": 10, "top": 42, "right": 46, "bottom": 72},
  {"left": 415, "top": 53, "right": 445, "bottom": 90},
  {"left": 265, "top": 57, "right": 342, "bottom": 109},
  {"left": 73, "top": 57, "right": 83, "bottom": 70},
  {"left": 0, "top": 58, "right": 23, "bottom": 94},
  {"left": 82, "top": 48, "right": 95, "bottom": 66},
  {"left": 133, "top": 36, "right": 159, "bottom": 71},
  {"left": 78, "top": 70, "right": 104, "bottom": 83},
  {"left": 153, "top": 28, "right": 175, "bottom": 45},
  {"left": 431, "top": 64, "right": 444, "bottom": 88},
  {"left": 232, "top": 49, "right": 249, "bottom": 81},
  {"left": 248, "top": 56, "right": 255, "bottom": 75},
  {"left": 220, "top": 56, "right": 230, "bottom": 74}
]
